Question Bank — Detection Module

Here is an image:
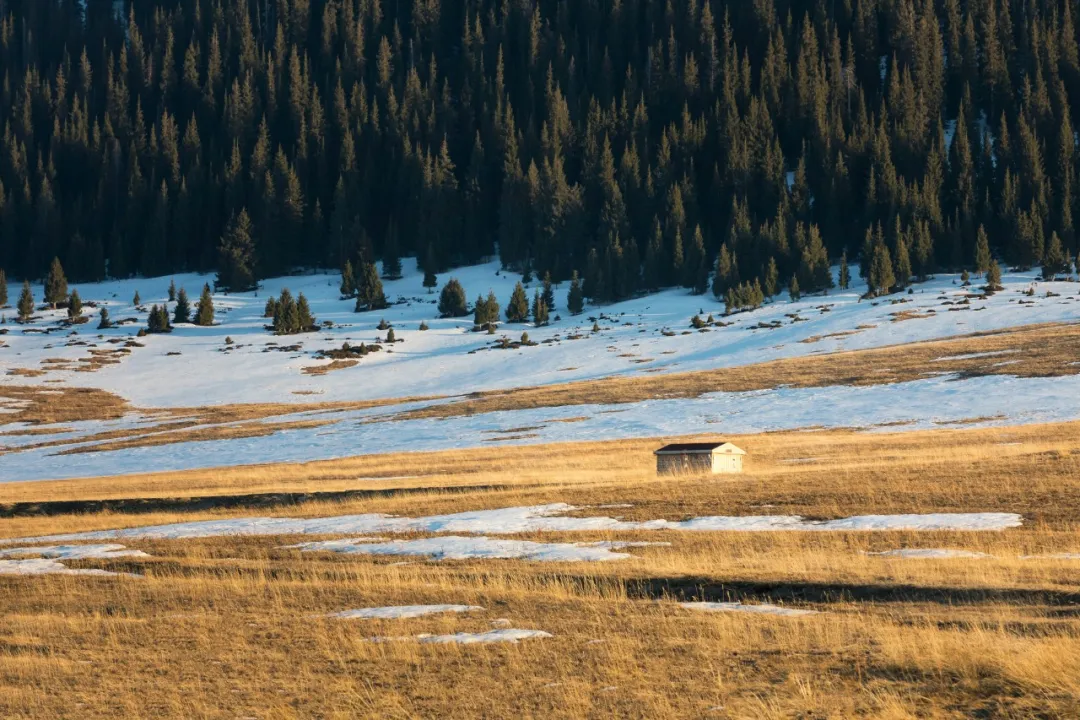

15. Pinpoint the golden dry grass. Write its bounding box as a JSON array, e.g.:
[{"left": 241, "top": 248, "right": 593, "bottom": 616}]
[{"left": 3, "top": 422, "right": 1080, "bottom": 717}]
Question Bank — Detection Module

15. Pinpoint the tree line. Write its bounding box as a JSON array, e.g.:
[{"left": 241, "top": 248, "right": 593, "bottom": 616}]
[{"left": 0, "top": 0, "right": 1076, "bottom": 307}]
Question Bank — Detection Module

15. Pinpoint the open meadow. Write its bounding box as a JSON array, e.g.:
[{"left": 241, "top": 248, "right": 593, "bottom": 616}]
[{"left": 2, "top": 422, "right": 1080, "bottom": 718}]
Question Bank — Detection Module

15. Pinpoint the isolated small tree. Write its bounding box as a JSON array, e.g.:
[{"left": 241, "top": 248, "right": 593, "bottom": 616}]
[
  {"left": 438, "top": 278, "right": 468, "bottom": 317},
  {"left": 168, "top": 279, "right": 177, "bottom": 302},
  {"left": 44, "top": 257, "right": 68, "bottom": 308},
  {"left": 355, "top": 261, "right": 387, "bottom": 311},
  {"left": 340, "top": 259, "right": 357, "bottom": 297},
  {"left": 133, "top": 290, "right": 141, "bottom": 306},
  {"left": 986, "top": 260, "right": 1003, "bottom": 291},
  {"left": 423, "top": 268, "right": 438, "bottom": 293},
  {"left": 147, "top": 304, "right": 172, "bottom": 333},
  {"left": 264, "top": 296, "right": 277, "bottom": 317},
  {"left": 764, "top": 257, "right": 779, "bottom": 297},
  {"left": 521, "top": 331, "right": 530, "bottom": 344},
  {"left": 97, "top": 307, "right": 111, "bottom": 329},
  {"left": 961, "top": 269, "right": 971, "bottom": 286},
  {"left": 386, "top": 327, "right": 397, "bottom": 342},
  {"left": 974, "top": 225, "right": 991, "bottom": 275},
  {"left": 297, "top": 293, "right": 315, "bottom": 330},
  {"left": 506, "top": 281, "right": 530, "bottom": 322},
  {"left": 838, "top": 252, "right": 851, "bottom": 290},
  {"left": 1043, "top": 232, "right": 1066, "bottom": 279},
  {"left": 173, "top": 287, "right": 191, "bottom": 323},
  {"left": 567, "top": 271, "right": 584, "bottom": 314},
  {"left": 217, "top": 209, "right": 257, "bottom": 291},
  {"left": 194, "top": 285, "right": 214, "bottom": 326},
  {"left": 67, "top": 289, "right": 83, "bottom": 319},
  {"left": 532, "top": 290, "right": 549, "bottom": 325},
  {"left": 17, "top": 281, "right": 33, "bottom": 322},
  {"left": 789, "top": 275, "right": 801, "bottom": 301},
  {"left": 542, "top": 272, "right": 556, "bottom": 311},
  {"left": 418, "top": 320, "right": 429, "bottom": 331},
  {"left": 0, "top": 269, "right": 7, "bottom": 307}
]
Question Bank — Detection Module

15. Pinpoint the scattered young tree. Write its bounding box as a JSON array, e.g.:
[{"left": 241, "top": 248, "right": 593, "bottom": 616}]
[
  {"left": 271, "top": 288, "right": 315, "bottom": 333},
  {"left": 17, "top": 281, "right": 33, "bottom": 322},
  {"left": 985, "top": 260, "right": 1003, "bottom": 291},
  {"left": 764, "top": 258, "right": 779, "bottom": 297},
  {"left": 438, "top": 278, "right": 468, "bottom": 317},
  {"left": 168, "top": 279, "right": 177, "bottom": 302},
  {"left": 264, "top": 297, "right": 277, "bottom": 318},
  {"left": 975, "top": 226, "right": 992, "bottom": 276},
  {"left": 839, "top": 252, "right": 851, "bottom": 290},
  {"left": 297, "top": 294, "right": 315, "bottom": 330},
  {"left": 506, "top": 282, "right": 530, "bottom": 322},
  {"left": 789, "top": 276, "right": 801, "bottom": 301},
  {"left": 195, "top": 285, "right": 214, "bottom": 325},
  {"left": 423, "top": 268, "right": 438, "bottom": 293},
  {"left": 0, "top": 269, "right": 8, "bottom": 307},
  {"left": 217, "top": 210, "right": 257, "bottom": 291},
  {"left": 1043, "top": 232, "right": 1067, "bottom": 279},
  {"left": 567, "top": 271, "right": 585, "bottom": 315},
  {"left": 474, "top": 290, "right": 500, "bottom": 327},
  {"left": 44, "top": 257, "right": 67, "bottom": 308},
  {"left": 386, "top": 327, "right": 397, "bottom": 343},
  {"left": 532, "top": 290, "right": 549, "bottom": 326},
  {"left": 97, "top": 307, "right": 111, "bottom": 329},
  {"left": 542, "top": 273, "right": 556, "bottom": 312},
  {"left": 868, "top": 243, "right": 896, "bottom": 296},
  {"left": 340, "top": 260, "right": 356, "bottom": 298},
  {"left": 354, "top": 261, "right": 387, "bottom": 311},
  {"left": 173, "top": 288, "right": 191, "bottom": 323},
  {"left": 133, "top": 290, "right": 141, "bottom": 306},
  {"left": 147, "top": 305, "right": 172, "bottom": 333},
  {"left": 67, "top": 290, "right": 83, "bottom": 319}
]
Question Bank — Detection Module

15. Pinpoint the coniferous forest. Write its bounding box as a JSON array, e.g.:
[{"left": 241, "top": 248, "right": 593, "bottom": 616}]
[{"left": 0, "top": 0, "right": 1077, "bottom": 302}]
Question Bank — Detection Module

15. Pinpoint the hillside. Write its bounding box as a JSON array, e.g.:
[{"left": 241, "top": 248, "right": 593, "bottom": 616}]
[{"left": 2, "top": 260, "right": 1078, "bottom": 481}]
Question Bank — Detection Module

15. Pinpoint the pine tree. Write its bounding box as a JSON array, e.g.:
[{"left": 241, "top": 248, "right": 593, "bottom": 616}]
[
  {"left": 542, "top": 273, "right": 556, "bottom": 312},
  {"left": 765, "top": 257, "right": 779, "bottom": 297},
  {"left": 17, "top": 282, "right": 33, "bottom": 322},
  {"left": 712, "top": 244, "right": 737, "bottom": 297},
  {"left": 133, "top": 291, "right": 142, "bottom": 306},
  {"left": 386, "top": 327, "right": 396, "bottom": 343},
  {"left": 423, "top": 267, "right": 438, "bottom": 293},
  {"left": 506, "top": 282, "right": 530, "bottom": 322},
  {"left": 1043, "top": 232, "right": 1066, "bottom": 279},
  {"left": 986, "top": 260, "right": 1003, "bottom": 291},
  {"left": 382, "top": 223, "right": 402, "bottom": 279},
  {"left": 532, "top": 290, "right": 549, "bottom": 325},
  {"left": 218, "top": 210, "right": 257, "bottom": 291},
  {"left": 355, "top": 262, "right": 387, "bottom": 311},
  {"left": 975, "top": 226, "right": 992, "bottom": 275},
  {"left": 67, "top": 290, "right": 82, "bottom": 320},
  {"left": 839, "top": 252, "right": 851, "bottom": 290},
  {"left": 0, "top": 270, "right": 6, "bottom": 307},
  {"left": 893, "top": 239, "right": 912, "bottom": 290},
  {"left": 45, "top": 257, "right": 68, "bottom": 308},
  {"left": 567, "top": 271, "right": 585, "bottom": 315},
  {"left": 340, "top": 260, "right": 356, "bottom": 298},
  {"left": 438, "top": 278, "right": 468, "bottom": 317},
  {"left": 168, "top": 279, "right": 177, "bottom": 302},
  {"left": 196, "top": 285, "right": 215, "bottom": 326},
  {"left": 297, "top": 294, "right": 315, "bottom": 330},
  {"left": 98, "top": 308, "right": 111, "bottom": 329},
  {"left": 173, "top": 288, "right": 191, "bottom": 323},
  {"left": 147, "top": 305, "right": 172, "bottom": 333},
  {"left": 789, "top": 276, "right": 801, "bottom": 301},
  {"left": 869, "top": 243, "right": 896, "bottom": 296}
]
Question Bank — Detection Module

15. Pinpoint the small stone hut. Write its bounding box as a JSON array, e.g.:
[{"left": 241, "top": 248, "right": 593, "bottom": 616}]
[{"left": 654, "top": 441, "right": 746, "bottom": 475}]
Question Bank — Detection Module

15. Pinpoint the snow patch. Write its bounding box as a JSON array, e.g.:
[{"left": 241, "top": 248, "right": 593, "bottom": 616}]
[
  {"left": 681, "top": 602, "right": 819, "bottom": 617},
  {"left": 372, "top": 629, "right": 552, "bottom": 645},
  {"left": 0, "top": 544, "right": 147, "bottom": 576},
  {"left": 287, "top": 535, "right": 655, "bottom": 562},
  {"left": 867, "top": 548, "right": 991, "bottom": 559},
  {"left": 326, "top": 605, "right": 483, "bottom": 620}
]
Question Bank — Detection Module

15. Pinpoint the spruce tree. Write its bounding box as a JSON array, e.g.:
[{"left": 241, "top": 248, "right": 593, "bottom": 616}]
[
  {"left": 382, "top": 223, "right": 402, "bottom": 279},
  {"left": 542, "top": 272, "right": 556, "bottom": 312},
  {"left": 893, "top": 239, "right": 912, "bottom": 290},
  {"left": 0, "top": 269, "right": 8, "bottom": 307},
  {"left": 196, "top": 285, "right": 215, "bottom": 326},
  {"left": 340, "top": 260, "right": 356, "bottom": 298},
  {"left": 67, "top": 290, "right": 82, "bottom": 319},
  {"left": 986, "top": 260, "right": 1003, "bottom": 291},
  {"left": 438, "top": 278, "right": 468, "bottom": 317},
  {"left": 168, "top": 279, "right": 177, "bottom": 302},
  {"left": 45, "top": 257, "right": 68, "bottom": 308},
  {"left": 17, "top": 281, "right": 33, "bottom": 322},
  {"left": 974, "top": 226, "right": 992, "bottom": 276},
  {"left": 567, "top": 271, "right": 585, "bottom": 314},
  {"left": 423, "top": 268, "right": 438, "bottom": 293},
  {"left": 789, "top": 276, "right": 801, "bottom": 301},
  {"left": 506, "top": 282, "right": 530, "bottom": 322},
  {"left": 173, "top": 288, "right": 191, "bottom": 323},
  {"left": 765, "top": 257, "right": 779, "bottom": 297},
  {"left": 1044, "top": 233, "right": 1066, "bottom": 279},
  {"left": 147, "top": 305, "right": 172, "bottom": 333},
  {"left": 133, "top": 290, "right": 142, "bottom": 306},
  {"left": 532, "top": 290, "right": 549, "bottom": 325},
  {"left": 98, "top": 308, "right": 111, "bottom": 329},
  {"left": 297, "top": 294, "right": 315, "bottom": 330},
  {"left": 217, "top": 210, "right": 257, "bottom": 291},
  {"left": 839, "top": 252, "right": 851, "bottom": 290},
  {"left": 355, "top": 262, "right": 387, "bottom": 311},
  {"left": 869, "top": 243, "right": 896, "bottom": 296},
  {"left": 474, "top": 294, "right": 490, "bottom": 327}
]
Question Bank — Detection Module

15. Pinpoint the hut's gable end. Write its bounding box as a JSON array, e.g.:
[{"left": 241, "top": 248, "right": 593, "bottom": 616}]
[{"left": 655, "top": 442, "right": 745, "bottom": 475}]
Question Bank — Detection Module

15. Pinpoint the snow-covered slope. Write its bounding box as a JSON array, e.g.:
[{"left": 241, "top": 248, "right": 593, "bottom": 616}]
[{"left": 1, "top": 259, "right": 1079, "bottom": 481}]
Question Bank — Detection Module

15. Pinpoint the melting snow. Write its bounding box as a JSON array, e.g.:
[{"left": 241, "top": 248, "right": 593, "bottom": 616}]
[
  {"left": 325, "top": 605, "right": 483, "bottom": 620},
  {"left": 0, "top": 544, "right": 148, "bottom": 576},
  {"left": 287, "top": 535, "right": 652, "bottom": 562},
  {"left": 414, "top": 629, "right": 552, "bottom": 644},
  {"left": 0, "top": 504, "right": 1023, "bottom": 548},
  {"left": 681, "top": 602, "right": 819, "bottom": 617},
  {"left": 867, "top": 548, "right": 991, "bottom": 559}
]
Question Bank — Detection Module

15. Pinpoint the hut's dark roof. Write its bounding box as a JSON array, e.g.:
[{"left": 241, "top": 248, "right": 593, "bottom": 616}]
[{"left": 655, "top": 442, "right": 729, "bottom": 454}]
